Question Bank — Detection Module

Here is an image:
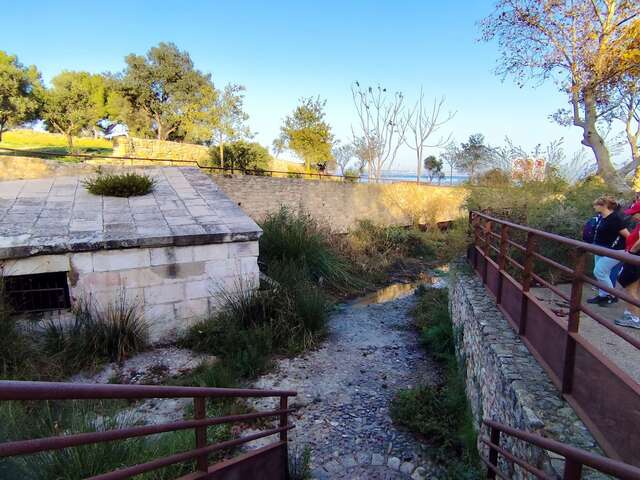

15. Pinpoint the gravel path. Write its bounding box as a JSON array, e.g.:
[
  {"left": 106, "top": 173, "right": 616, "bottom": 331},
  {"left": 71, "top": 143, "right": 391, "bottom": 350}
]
[{"left": 251, "top": 290, "right": 441, "bottom": 479}]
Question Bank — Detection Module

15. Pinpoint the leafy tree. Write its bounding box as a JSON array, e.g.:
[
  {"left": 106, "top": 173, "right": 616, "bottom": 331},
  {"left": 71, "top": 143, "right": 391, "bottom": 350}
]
[
  {"left": 457, "top": 134, "right": 495, "bottom": 181},
  {"left": 42, "top": 71, "right": 104, "bottom": 151},
  {"left": 209, "top": 140, "right": 271, "bottom": 171},
  {"left": 120, "top": 42, "right": 218, "bottom": 141},
  {"left": 481, "top": 0, "right": 640, "bottom": 188},
  {"left": 0, "top": 51, "right": 43, "bottom": 142},
  {"left": 423, "top": 155, "right": 444, "bottom": 183},
  {"left": 277, "top": 97, "right": 334, "bottom": 173},
  {"left": 212, "top": 83, "right": 251, "bottom": 168}
]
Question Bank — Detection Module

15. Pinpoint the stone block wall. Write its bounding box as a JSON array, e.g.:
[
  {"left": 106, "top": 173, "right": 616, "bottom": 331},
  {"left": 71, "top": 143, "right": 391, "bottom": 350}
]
[
  {"left": 213, "top": 175, "right": 468, "bottom": 232},
  {"left": 3, "top": 241, "right": 259, "bottom": 343},
  {"left": 112, "top": 137, "right": 210, "bottom": 163},
  {"left": 449, "top": 262, "right": 605, "bottom": 479}
]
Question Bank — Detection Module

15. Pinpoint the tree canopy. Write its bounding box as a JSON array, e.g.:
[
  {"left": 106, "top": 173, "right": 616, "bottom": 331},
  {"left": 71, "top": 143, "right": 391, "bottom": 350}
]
[
  {"left": 276, "top": 97, "right": 334, "bottom": 173},
  {"left": 120, "top": 42, "right": 218, "bottom": 142},
  {"left": 42, "top": 71, "right": 105, "bottom": 150},
  {"left": 481, "top": 0, "right": 640, "bottom": 188},
  {"left": 209, "top": 140, "right": 271, "bottom": 171},
  {"left": 0, "top": 51, "right": 42, "bottom": 142}
]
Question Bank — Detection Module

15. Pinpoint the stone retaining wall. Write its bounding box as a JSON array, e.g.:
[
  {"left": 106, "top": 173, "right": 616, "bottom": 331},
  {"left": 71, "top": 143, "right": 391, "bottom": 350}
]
[
  {"left": 213, "top": 175, "right": 467, "bottom": 232},
  {"left": 112, "top": 137, "right": 210, "bottom": 162},
  {"left": 449, "top": 261, "right": 606, "bottom": 479}
]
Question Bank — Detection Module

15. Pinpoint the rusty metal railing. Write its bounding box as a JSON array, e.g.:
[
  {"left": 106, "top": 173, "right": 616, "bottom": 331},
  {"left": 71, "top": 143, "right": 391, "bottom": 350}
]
[
  {"left": 468, "top": 211, "right": 640, "bottom": 467},
  {"left": 0, "top": 146, "right": 420, "bottom": 184},
  {"left": 0, "top": 381, "right": 297, "bottom": 479},
  {"left": 481, "top": 420, "right": 640, "bottom": 479}
]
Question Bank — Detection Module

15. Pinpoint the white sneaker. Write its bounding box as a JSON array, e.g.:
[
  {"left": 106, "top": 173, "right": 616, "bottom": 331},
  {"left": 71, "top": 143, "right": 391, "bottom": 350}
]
[{"left": 615, "top": 315, "right": 640, "bottom": 329}]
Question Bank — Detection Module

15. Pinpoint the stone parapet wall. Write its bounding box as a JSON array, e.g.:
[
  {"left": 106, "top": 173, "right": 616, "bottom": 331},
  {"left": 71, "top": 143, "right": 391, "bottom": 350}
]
[
  {"left": 111, "top": 137, "right": 210, "bottom": 163},
  {"left": 449, "top": 261, "right": 605, "bottom": 479},
  {"left": 3, "top": 242, "right": 259, "bottom": 343},
  {"left": 213, "top": 175, "right": 467, "bottom": 232}
]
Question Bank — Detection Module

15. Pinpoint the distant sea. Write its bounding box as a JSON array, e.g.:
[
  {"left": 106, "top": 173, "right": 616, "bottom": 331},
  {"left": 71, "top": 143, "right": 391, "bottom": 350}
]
[{"left": 360, "top": 170, "right": 468, "bottom": 185}]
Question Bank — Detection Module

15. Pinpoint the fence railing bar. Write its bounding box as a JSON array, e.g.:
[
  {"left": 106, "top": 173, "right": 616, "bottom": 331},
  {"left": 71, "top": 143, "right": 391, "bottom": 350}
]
[
  {"left": 531, "top": 252, "right": 574, "bottom": 275},
  {"left": 483, "top": 420, "right": 640, "bottom": 479},
  {"left": 86, "top": 424, "right": 294, "bottom": 480},
  {"left": 576, "top": 304, "right": 640, "bottom": 351},
  {"left": 472, "top": 212, "right": 640, "bottom": 266},
  {"left": 530, "top": 273, "right": 571, "bottom": 303},
  {"left": 0, "top": 381, "right": 297, "bottom": 400},
  {"left": 507, "top": 238, "right": 526, "bottom": 252},
  {"left": 0, "top": 408, "right": 295, "bottom": 458},
  {"left": 479, "top": 455, "right": 511, "bottom": 480},
  {"left": 480, "top": 437, "right": 553, "bottom": 480},
  {"left": 505, "top": 255, "right": 525, "bottom": 271}
]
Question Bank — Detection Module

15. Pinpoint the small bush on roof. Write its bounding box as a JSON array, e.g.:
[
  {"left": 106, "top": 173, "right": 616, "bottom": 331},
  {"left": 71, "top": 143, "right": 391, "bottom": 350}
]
[{"left": 83, "top": 172, "right": 156, "bottom": 197}]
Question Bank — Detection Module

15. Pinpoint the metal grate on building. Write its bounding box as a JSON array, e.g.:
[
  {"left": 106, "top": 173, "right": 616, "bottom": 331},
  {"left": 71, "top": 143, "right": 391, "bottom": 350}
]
[{"left": 4, "top": 272, "right": 71, "bottom": 313}]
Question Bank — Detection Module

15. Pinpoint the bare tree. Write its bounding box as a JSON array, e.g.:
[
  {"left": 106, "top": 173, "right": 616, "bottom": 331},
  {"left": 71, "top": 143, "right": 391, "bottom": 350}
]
[
  {"left": 440, "top": 141, "right": 461, "bottom": 185},
  {"left": 403, "top": 89, "right": 455, "bottom": 183},
  {"left": 351, "top": 83, "right": 408, "bottom": 182},
  {"left": 333, "top": 141, "right": 355, "bottom": 176}
]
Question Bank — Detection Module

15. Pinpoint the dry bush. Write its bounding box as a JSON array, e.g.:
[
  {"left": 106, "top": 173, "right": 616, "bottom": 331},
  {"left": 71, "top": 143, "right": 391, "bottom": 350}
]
[{"left": 382, "top": 183, "right": 468, "bottom": 226}]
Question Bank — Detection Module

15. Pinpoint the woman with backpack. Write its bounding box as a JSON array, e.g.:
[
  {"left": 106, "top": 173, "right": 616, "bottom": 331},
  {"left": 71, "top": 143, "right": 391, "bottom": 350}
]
[{"left": 587, "top": 196, "right": 629, "bottom": 306}]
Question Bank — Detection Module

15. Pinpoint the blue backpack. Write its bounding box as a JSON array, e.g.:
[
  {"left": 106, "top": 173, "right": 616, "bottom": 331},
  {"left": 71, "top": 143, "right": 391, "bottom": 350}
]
[{"left": 583, "top": 215, "right": 601, "bottom": 244}]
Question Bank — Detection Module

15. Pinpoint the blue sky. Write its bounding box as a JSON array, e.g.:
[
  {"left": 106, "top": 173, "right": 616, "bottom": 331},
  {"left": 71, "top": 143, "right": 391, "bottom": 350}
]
[{"left": 1, "top": 0, "right": 602, "bottom": 170}]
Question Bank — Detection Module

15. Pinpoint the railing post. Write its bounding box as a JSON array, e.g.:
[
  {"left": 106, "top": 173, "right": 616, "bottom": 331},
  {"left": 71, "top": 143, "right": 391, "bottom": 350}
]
[
  {"left": 482, "top": 220, "right": 492, "bottom": 283},
  {"left": 497, "top": 225, "right": 509, "bottom": 305},
  {"left": 519, "top": 232, "right": 536, "bottom": 335},
  {"left": 194, "top": 397, "right": 208, "bottom": 472},
  {"left": 562, "top": 458, "right": 583, "bottom": 480},
  {"left": 562, "top": 248, "right": 586, "bottom": 394},
  {"left": 280, "top": 395, "right": 290, "bottom": 480},
  {"left": 486, "top": 426, "right": 500, "bottom": 479}
]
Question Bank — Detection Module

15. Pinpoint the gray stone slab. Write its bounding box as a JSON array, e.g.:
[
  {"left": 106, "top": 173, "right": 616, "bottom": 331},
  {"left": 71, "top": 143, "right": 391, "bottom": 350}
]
[{"left": 0, "top": 167, "right": 261, "bottom": 259}]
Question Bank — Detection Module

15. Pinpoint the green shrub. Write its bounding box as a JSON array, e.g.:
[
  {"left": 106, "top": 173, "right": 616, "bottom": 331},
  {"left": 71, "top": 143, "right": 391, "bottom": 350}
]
[
  {"left": 259, "top": 207, "right": 359, "bottom": 293},
  {"left": 44, "top": 291, "right": 148, "bottom": 374},
  {"left": 209, "top": 140, "right": 272, "bottom": 172},
  {"left": 343, "top": 167, "right": 361, "bottom": 183},
  {"left": 0, "top": 400, "right": 196, "bottom": 480},
  {"left": 289, "top": 445, "right": 312, "bottom": 480},
  {"left": 181, "top": 280, "right": 328, "bottom": 382},
  {"left": 83, "top": 172, "right": 156, "bottom": 197},
  {"left": 391, "top": 287, "right": 480, "bottom": 478}
]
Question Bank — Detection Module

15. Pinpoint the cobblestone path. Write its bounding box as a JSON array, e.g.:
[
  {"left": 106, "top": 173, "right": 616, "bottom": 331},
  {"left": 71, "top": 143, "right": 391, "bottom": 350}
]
[{"left": 251, "top": 292, "right": 442, "bottom": 479}]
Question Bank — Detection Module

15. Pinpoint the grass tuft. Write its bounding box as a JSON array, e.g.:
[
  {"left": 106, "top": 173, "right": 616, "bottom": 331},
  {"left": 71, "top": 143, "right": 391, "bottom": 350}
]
[
  {"left": 83, "top": 172, "right": 156, "bottom": 197},
  {"left": 390, "top": 287, "right": 480, "bottom": 478},
  {"left": 43, "top": 290, "right": 148, "bottom": 374}
]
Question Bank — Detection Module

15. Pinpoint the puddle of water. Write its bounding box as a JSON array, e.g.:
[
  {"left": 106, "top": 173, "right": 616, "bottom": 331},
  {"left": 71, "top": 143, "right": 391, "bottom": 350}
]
[{"left": 350, "top": 272, "right": 446, "bottom": 307}]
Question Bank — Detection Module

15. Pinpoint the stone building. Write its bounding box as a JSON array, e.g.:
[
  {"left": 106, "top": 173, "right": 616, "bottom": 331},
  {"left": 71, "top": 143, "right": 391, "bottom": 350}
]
[{"left": 0, "top": 167, "right": 261, "bottom": 342}]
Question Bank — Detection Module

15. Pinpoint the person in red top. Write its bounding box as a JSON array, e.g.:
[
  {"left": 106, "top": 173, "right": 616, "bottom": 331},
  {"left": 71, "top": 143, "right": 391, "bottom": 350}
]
[{"left": 615, "top": 201, "right": 640, "bottom": 329}]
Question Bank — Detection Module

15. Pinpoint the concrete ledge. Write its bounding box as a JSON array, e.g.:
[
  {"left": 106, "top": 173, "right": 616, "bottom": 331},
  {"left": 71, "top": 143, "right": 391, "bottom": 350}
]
[{"left": 449, "top": 261, "right": 606, "bottom": 479}]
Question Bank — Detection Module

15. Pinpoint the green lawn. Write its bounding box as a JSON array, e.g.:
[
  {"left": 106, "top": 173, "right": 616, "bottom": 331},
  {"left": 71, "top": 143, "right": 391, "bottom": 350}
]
[{"left": 0, "top": 129, "right": 113, "bottom": 161}]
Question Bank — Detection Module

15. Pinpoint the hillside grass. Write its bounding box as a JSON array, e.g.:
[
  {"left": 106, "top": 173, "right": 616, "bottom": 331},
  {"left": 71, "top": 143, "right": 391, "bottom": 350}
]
[{"left": 0, "top": 129, "right": 113, "bottom": 159}]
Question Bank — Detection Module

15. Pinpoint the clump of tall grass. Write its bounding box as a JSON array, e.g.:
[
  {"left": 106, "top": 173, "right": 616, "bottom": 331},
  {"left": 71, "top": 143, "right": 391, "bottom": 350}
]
[
  {"left": 0, "top": 400, "right": 200, "bottom": 480},
  {"left": 390, "top": 287, "right": 480, "bottom": 479},
  {"left": 259, "top": 207, "right": 360, "bottom": 293},
  {"left": 180, "top": 274, "right": 329, "bottom": 386},
  {"left": 83, "top": 172, "right": 156, "bottom": 197},
  {"left": 44, "top": 290, "right": 148, "bottom": 374}
]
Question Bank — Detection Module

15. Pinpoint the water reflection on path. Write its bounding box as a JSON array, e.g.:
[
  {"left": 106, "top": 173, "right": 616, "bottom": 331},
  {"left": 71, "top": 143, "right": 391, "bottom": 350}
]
[{"left": 350, "top": 270, "right": 447, "bottom": 307}]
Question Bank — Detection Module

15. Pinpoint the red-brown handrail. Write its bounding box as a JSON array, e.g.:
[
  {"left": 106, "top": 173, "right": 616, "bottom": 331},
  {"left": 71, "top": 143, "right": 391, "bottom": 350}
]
[
  {"left": 482, "top": 420, "right": 640, "bottom": 479},
  {"left": 0, "top": 380, "right": 297, "bottom": 479},
  {"left": 468, "top": 211, "right": 640, "bottom": 467}
]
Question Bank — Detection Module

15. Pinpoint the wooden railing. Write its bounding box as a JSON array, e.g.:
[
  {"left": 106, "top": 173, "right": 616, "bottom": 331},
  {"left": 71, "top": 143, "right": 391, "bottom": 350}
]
[
  {"left": 0, "top": 381, "right": 297, "bottom": 479},
  {"left": 468, "top": 211, "right": 640, "bottom": 467},
  {"left": 481, "top": 420, "right": 640, "bottom": 479}
]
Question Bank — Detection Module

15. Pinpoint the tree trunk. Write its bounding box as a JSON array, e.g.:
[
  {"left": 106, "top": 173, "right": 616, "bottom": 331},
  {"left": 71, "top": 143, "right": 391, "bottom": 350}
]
[
  {"left": 581, "top": 92, "right": 627, "bottom": 190},
  {"left": 416, "top": 153, "right": 422, "bottom": 184},
  {"left": 66, "top": 133, "right": 74, "bottom": 153},
  {"left": 219, "top": 141, "right": 224, "bottom": 170},
  {"left": 450, "top": 165, "right": 453, "bottom": 185},
  {"left": 628, "top": 133, "right": 640, "bottom": 191}
]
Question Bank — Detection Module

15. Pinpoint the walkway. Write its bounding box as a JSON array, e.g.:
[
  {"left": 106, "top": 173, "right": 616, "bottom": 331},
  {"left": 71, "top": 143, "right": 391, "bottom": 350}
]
[
  {"left": 533, "top": 284, "right": 640, "bottom": 383},
  {"left": 251, "top": 290, "right": 440, "bottom": 479}
]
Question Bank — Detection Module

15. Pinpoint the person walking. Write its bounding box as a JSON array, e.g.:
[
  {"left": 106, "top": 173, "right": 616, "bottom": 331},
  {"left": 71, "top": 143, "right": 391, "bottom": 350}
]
[
  {"left": 587, "top": 196, "right": 629, "bottom": 306},
  {"left": 615, "top": 201, "right": 640, "bottom": 329}
]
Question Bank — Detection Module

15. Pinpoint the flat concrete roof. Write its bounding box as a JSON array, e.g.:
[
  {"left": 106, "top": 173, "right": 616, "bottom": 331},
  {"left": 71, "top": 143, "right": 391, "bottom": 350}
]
[{"left": 0, "top": 167, "right": 261, "bottom": 259}]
